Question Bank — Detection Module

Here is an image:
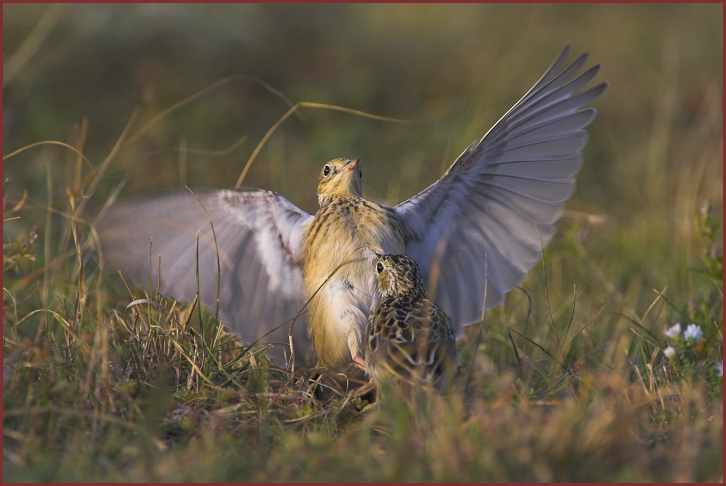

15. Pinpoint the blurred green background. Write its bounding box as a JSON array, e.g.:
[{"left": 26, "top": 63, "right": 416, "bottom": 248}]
[{"left": 4, "top": 3, "right": 723, "bottom": 308}]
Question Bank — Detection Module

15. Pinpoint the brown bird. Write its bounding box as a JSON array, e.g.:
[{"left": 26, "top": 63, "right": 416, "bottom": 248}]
[
  {"left": 365, "top": 254, "right": 457, "bottom": 392},
  {"left": 95, "top": 43, "right": 607, "bottom": 372},
  {"left": 303, "top": 158, "right": 406, "bottom": 368}
]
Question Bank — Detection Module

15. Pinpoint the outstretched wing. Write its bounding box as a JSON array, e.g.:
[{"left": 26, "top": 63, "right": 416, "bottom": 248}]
[
  {"left": 95, "top": 188, "right": 315, "bottom": 366},
  {"left": 395, "top": 43, "right": 608, "bottom": 334}
]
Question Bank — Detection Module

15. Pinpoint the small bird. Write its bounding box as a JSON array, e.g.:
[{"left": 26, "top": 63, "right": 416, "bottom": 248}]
[
  {"left": 95, "top": 43, "right": 607, "bottom": 372},
  {"left": 302, "top": 158, "right": 406, "bottom": 369},
  {"left": 364, "top": 254, "right": 457, "bottom": 392}
]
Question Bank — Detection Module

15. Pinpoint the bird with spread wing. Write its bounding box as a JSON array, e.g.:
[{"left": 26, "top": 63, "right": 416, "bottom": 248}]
[{"left": 95, "top": 43, "right": 607, "bottom": 373}]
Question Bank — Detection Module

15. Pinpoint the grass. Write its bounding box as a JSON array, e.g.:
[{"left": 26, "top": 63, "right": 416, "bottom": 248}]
[{"left": 3, "top": 3, "right": 723, "bottom": 482}]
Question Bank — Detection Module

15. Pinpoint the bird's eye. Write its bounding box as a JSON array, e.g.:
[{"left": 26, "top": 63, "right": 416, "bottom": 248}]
[
  {"left": 376, "top": 262, "right": 384, "bottom": 274},
  {"left": 323, "top": 165, "right": 331, "bottom": 177}
]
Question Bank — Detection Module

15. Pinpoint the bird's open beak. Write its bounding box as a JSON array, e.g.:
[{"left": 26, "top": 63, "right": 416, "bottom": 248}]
[{"left": 343, "top": 159, "right": 360, "bottom": 172}]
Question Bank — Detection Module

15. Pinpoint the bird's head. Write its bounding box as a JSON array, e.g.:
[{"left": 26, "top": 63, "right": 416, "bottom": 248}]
[
  {"left": 374, "top": 253, "right": 426, "bottom": 298},
  {"left": 316, "top": 158, "right": 362, "bottom": 206}
]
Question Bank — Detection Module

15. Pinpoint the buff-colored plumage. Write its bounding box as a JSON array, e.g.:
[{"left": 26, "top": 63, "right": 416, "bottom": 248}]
[
  {"left": 95, "top": 44, "right": 607, "bottom": 373},
  {"left": 365, "top": 254, "right": 457, "bottom": 392},
  {"left": 302, "top": 158, "right": 406, "bottom": 368}
]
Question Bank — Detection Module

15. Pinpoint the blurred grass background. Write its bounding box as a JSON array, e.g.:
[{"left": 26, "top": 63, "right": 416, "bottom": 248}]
[{"left": 3, "top": 3, "right": 723, "bottom": 482}]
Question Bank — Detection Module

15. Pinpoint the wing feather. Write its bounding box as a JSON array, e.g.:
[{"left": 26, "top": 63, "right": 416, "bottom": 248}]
[
  {"left": 395, "top": 43, "right": 607, "bottom": 331},
  {"left": 95, "top": 188, "right": 315, "bottom": 366}
]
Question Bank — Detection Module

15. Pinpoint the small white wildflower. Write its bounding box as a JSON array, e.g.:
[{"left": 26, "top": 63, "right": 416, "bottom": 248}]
[
  {"left": 716, "top": 362, "right": 723, "bottom": 377},
  {"left": 665, "top": 323, "right": 682, "bottom": 339},
  {"left": 683, "top": 324, "right": 703, "bottom": 342},
  {"left": 663, "top": 347, "right": 676, "bottom": 360}
]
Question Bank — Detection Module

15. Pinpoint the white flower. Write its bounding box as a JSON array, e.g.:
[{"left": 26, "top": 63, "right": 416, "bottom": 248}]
[
  {"left": 665, "top": 323, "right": 682, "bottom": 339},
  {"left": 716, "top": 362, "right": 723, "bottom": 377},
  {"left": 663, "top": 347, "right": 676, "bottom": 360},
  {"left": 683, "top": 324, "right": 703, "bottom": 342}
]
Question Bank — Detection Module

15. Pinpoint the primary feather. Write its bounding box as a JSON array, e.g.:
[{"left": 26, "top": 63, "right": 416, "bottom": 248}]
[
  {"left": 95, "top": 189, "right": 316, "bottom": 365},
  {"left": 395, "top": 43, "right": 608, "bottom": 334}
]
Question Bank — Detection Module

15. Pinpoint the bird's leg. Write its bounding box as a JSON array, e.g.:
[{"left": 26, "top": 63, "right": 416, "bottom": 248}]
[{"left": 342, "top": 304, "right": 366, "bottom": 369}]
